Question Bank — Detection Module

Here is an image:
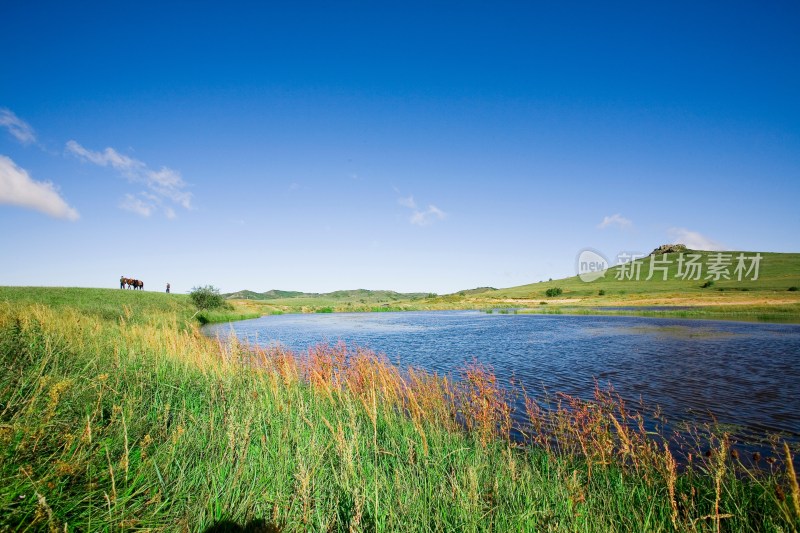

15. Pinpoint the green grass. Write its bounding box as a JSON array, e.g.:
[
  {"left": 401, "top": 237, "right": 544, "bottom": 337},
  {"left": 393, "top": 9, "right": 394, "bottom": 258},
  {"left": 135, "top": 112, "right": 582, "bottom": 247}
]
[
  {"left": 520, "top": 303, "right": 800, "bottom": 322},
  {"left": 488, "top": 250, "right": 800, "bottom": 300},
  {"left": 1, "top": 287, "right": 798, "bottom": 531},
  {"left": 0, "top": 286, "right": 261, "bottom": 327},
  {"left": 195, "top": 309, "right": 262, "bottom": 324},
  {"left": 226, "top": 250, "right": 800, "bottom": 321},
  {"left": 0, "top": 286, "right": 195, "bottom": 325}
]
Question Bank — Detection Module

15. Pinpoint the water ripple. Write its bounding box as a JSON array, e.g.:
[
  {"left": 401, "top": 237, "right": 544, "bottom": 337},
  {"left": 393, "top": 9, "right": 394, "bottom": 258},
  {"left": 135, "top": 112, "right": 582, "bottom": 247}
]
[{"left": 203, "top": 311, "right": 800, "bottom": 441}]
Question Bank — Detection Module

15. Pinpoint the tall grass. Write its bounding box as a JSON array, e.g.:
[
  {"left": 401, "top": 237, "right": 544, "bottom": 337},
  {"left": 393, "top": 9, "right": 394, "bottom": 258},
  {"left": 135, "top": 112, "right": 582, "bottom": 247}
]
[
  {"left": 1, "top": 291, "right": 798, "bottom": 531},
  {"left": 195, "top": 309, "right": 261, "bottom": 324}
]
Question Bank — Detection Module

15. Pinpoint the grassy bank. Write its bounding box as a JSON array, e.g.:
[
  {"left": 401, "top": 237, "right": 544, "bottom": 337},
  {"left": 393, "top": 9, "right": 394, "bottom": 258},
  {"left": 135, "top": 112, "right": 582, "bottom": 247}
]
[
  {"left": 1, "top": 288, "right": 799, "bottom": 531},
  {"left": 226, "top": 250, "right": 800, "bottom": 322},
  {"left": 518, "top": 303, "right": 800, "bottom": 323},
  {"left": 195, "top": 309, "right": 262, "bottom": 325}
]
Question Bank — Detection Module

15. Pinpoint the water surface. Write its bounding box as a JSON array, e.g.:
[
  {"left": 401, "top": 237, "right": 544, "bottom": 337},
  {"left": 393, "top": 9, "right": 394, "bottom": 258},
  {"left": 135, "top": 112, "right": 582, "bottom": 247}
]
[{"left": 204, "top": 311, "right": 800, "bottom": 445}]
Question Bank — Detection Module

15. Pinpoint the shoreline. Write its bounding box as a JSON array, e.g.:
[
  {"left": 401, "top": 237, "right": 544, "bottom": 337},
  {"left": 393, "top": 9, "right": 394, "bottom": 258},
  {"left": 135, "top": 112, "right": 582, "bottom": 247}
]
[{"left": 223, "top": 297, "right": 800, "bottom": 325}]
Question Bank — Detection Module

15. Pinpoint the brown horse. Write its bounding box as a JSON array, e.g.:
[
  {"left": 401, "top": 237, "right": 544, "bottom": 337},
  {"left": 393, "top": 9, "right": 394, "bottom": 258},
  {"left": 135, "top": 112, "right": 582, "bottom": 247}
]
[{"left": 120, "top": 277, "right": 143, "bottom": 290}]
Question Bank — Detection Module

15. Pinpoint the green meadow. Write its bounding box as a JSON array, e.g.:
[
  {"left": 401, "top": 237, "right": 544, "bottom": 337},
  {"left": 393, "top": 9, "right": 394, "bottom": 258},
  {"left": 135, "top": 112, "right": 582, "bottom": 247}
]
[
  {"left": 487, "top": 250, "right": 800, "bottom": 300},
  {"left": 1, "top": 286, "right": 799, "bottom": 531},
  {"left": 226, "top": 251, "right": 800, "bottom": 320}
]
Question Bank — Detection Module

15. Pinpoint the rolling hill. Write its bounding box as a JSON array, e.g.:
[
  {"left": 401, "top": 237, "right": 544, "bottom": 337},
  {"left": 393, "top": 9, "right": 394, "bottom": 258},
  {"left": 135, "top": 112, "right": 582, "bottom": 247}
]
[
  {"left": 225, "top": 249, "right": 800, "bottom": 318},
  {"left": 225, "top": 288, "right": 430, "bottom": 302},
  {"left": 486, "top": 249, "right": 800, "bottom": 300}
]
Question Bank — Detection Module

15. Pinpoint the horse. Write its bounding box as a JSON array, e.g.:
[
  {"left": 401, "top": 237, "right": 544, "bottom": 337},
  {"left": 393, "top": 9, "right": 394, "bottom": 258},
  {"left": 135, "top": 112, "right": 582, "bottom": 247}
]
[{"left": 120, "top": 277, "right": 143, "bottom": 290}]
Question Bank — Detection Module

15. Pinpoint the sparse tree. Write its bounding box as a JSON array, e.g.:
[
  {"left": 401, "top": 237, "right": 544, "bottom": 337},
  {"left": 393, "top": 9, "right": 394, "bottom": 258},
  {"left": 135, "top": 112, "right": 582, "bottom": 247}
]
[{"left": 190, "top": 285, "right": 225, "bottom": 310}]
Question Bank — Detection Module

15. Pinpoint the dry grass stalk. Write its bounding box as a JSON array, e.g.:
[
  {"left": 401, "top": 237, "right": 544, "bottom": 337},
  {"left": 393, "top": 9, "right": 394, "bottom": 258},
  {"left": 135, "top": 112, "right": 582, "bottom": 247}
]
[
  {"left": 784, "top": 441, "right": 800, "bottom": 522},
  {"left": 664, "top": 443, "right": 679, "bottom": 529}
]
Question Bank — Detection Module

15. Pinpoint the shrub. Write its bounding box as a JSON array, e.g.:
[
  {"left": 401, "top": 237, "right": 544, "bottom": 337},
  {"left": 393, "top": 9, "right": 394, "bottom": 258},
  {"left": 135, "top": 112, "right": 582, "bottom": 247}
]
[
  {"left": 789, "top": 286, "right": 799, "bottom": 292},
  {"left": 701, "top": 280, "right": 715, "bottom": 288},
  {"left": 545, "top": 287, "right": 563, "bottom": 297},
  {"left": 189, "top": 285, "right": 226, "bottom": 310},
  {"left": 598, "top": 289, "right": 606, "bottom": 296}
]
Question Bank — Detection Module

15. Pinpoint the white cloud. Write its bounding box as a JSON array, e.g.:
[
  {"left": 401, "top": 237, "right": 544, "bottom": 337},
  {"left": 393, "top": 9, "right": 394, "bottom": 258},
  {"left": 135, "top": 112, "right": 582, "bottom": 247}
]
[
  {"left": 397, "top": 195, "right": 417, "bottom": 209},
  {"left": 66, "top": 140, "right": 192, "bottom": 216},
  {"left": 598, "top": 213, "right": 632, "bottom": 230},
  {"left": 410, "top": 204, "right": 447, "bottom": 226},
  {"left": 0, "top": 155, "right": 79, "bottom": 220},
  {"left": 65, "top": 140, "right": 141, "bottom": 171},
  {"left": 147, "top": 167, "right": 192, "bottom": 209},
  {"left": 0, "top": 109, "right": 37, "bottom": 145},
  {"left": 118, "top": 191, "right": 180, "bottom": 219},
  {"left": 396, "top": 191, "right": 446, "bottom": 226},
  {"left": 667, "top": 227, "right": 728, "bottom": 251},
  {"left": 120, "top": 193, "right": 155, "bottom": 217}
]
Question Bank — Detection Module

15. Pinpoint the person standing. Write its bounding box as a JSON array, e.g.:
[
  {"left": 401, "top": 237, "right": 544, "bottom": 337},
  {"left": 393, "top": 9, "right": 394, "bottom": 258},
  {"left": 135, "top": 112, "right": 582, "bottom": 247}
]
[{"left": 166, "top": 283, "right": 170, "bottom": 294}]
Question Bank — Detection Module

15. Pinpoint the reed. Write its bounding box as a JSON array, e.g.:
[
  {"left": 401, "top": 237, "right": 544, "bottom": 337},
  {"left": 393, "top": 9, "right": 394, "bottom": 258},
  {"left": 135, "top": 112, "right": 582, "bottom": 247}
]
[{"left": 0, "top": 291, "right": 798, "bottom": 531}]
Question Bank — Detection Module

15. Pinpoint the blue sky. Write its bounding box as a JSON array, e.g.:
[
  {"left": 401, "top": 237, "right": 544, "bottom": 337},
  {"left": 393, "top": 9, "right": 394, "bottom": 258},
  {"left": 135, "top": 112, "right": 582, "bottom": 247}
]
[{"left": 1, "top": 1, "right": 799, "bottom": 294}]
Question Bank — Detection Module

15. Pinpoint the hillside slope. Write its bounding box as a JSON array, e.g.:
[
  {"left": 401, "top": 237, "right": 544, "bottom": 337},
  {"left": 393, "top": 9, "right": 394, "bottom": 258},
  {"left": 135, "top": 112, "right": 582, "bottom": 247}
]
[
  {"left": 489, "top": 250, "right": 800, "bottom": 300},
  {"left": 225, "top": 250, "right": 800, "bottom": 317}
]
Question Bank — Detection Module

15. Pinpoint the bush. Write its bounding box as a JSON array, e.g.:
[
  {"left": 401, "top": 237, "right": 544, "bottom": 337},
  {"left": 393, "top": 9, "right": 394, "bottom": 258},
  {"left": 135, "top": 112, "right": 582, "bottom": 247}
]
[
  {"left": 598, "top": 289, "right": 606, "bottom": 296},
  {"left": 789, "top": 286, "right": 798, "bottom": 292},
  {"left": 189, "top": 285, "right": 226, "bottom": 310},
  {"left": 701, "top": 280, "right": 714, "bottom": 288},
  {"left": 545, "top": 287, "right": 563, "bottom": 297}
]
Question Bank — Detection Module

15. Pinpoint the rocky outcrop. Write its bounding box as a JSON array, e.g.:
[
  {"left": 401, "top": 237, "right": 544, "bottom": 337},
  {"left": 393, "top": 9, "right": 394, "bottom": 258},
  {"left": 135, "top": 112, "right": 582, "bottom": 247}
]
[{"left": 650, "top": 243, "right": 688, "bottom": 256}]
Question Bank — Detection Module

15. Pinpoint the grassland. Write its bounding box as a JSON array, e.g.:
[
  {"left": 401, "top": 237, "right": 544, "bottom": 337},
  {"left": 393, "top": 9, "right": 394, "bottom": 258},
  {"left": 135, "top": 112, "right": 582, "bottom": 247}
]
[
  {"left": 0, "top": 286, "right": 262, "bottom": 326},
  {"left": 228, "top": 251, "right": 800, "bottom": 321},
  {"left": 1, "top": 286, "right": 799, "bottom": 531}
]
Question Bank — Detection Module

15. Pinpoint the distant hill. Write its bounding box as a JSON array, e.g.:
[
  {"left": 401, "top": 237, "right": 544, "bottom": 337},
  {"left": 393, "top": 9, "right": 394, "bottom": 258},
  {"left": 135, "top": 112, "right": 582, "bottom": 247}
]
[
  {"left": 225, "top": 288, "right": 429, "bottom": 302},
  {"left": 485, "top": 249, "right": 800, "bottom": 300},
  {"left": 224, "top": 249, "right": 800, "bottom": 310},
  {"left": 225, "top": 289, "right": 308, "bottom": 300},
  {"left": 452, "top": 287, "right": 498, "bottom": 296},
  {"left": 322, "top": 289, "right": 429, "bottom": 301}
]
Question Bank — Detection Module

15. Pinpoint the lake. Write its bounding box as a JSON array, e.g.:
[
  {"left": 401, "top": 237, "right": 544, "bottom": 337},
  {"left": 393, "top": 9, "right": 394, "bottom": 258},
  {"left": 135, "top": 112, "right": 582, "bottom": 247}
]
[{"left": 203, "top": 311, "right": 800, "bottom": 446}]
